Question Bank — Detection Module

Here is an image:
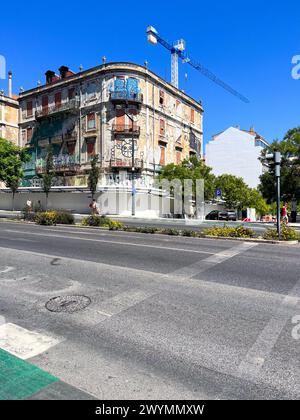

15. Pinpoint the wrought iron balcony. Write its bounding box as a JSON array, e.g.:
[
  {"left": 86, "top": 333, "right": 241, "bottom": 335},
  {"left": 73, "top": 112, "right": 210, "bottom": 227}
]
[
  {"left": 110, "top": 91, "right": 143, "bottom": 105},
  {"left": 36, "top": 154, "right": 80, "bottom": 174},
  {"left": 112, "top": 123, "right": 140, "bottom": 136},
  {"left": 35, "top": 99, "right": 80, "bottom": 119},
  {"left": 110, "top": 158, "right": 143, "bottom": 169}
]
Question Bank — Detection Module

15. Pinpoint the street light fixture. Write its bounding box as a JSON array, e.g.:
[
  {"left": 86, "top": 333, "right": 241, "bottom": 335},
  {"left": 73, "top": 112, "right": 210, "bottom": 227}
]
[
  {"left": 266, "top": 150, "right": 282, "bottom": 239},
  {"left": 115, "top": 104, "right": 137, "bottom": 216}
]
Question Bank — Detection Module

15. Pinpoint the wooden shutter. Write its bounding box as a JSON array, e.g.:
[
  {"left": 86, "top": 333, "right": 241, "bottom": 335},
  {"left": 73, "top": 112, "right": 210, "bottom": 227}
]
[
  {"left": 42, "top": 96, "right": 48, "bottom": 115},
  {"left": 26, "top": 127, "right": 33, "bottom": 142},
  {"left": 159, "top": 147, "right": 166, "bottom": 166},
  {"left": 26, "top": 101, "right": 33, "bottom": 117},
  {"left": 55, "top": 92, "right": 62, "bottom": 109}
]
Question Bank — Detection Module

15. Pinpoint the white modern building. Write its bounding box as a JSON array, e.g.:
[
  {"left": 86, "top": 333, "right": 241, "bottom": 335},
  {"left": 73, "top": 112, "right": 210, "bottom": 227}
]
[{"left": 205, "top": 126, "right": 269, "bottom": 188}]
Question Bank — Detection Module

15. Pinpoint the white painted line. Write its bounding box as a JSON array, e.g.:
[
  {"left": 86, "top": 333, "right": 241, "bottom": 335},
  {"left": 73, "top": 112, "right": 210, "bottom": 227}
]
[
  {"left": 0, "top": 323, "right": 61, "bottom": 360},
  {"left": 2, "top": 229, "right": 225, "bottom": 256},
  {"left": 237, "top": 277, "right": 300, "bottom": 380},
  {"left": 0, "top": 266, "right": 15, "bottom": 274},
  {"left": 169, "top": 242, "right": 257, "bottom": 279}
]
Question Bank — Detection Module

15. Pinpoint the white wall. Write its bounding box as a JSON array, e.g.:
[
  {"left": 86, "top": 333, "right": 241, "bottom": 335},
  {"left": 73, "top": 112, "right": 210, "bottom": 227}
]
[
  {"left": 206, "top": 127, "right": 264, "bottom": 188},
  {"left": 0, "top": 190, "right": 167, "bottom": 218}
]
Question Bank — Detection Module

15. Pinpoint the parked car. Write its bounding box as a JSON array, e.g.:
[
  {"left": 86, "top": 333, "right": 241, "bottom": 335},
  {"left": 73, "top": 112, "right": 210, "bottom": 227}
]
[{"left": 205, "top": 210, "right": 237, "bottom": 221}]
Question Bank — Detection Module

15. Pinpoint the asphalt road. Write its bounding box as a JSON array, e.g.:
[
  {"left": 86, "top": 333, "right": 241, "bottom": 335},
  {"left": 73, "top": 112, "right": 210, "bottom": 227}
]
[{"left": 0, "top": 220, "right": 300, "bottom": 400}]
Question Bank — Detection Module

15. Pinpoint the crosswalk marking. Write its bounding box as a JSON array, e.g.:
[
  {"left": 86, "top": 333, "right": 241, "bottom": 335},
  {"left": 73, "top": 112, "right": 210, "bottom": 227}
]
[{"left": 0, "top": 323, "right": 61, "bottom": 360}]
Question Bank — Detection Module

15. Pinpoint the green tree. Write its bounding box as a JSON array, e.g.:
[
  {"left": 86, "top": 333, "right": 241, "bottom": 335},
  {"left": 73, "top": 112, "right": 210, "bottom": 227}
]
[
  {"left": 214, "top": 174, "right": 249, "bottom": 210},
  {"left": 259, "top": 127, "right": 300, "bottom": 203},
  {"left": 88, "top": 155, "right": 100, "bottom": 199},
  {"left": 157, "top": 156, "right": 216, "bottom": 201},
  {"left": 40, "top": 146, "right": 55, "bottom": 209},
  {"left": 244, "top": 188, "right": 270, "bottom": 216},
  {"left": 0, "top": 137, "right": 30, "bottom": 210}
]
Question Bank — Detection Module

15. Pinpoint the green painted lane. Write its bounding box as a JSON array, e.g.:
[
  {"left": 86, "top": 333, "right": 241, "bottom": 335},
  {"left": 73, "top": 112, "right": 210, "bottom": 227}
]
[{"left": 0, "top": 348, "right": 58, "bottom": 400}]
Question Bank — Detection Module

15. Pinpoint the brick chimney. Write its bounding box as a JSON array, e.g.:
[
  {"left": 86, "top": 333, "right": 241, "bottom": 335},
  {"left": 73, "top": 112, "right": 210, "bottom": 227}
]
[
  {"left": 59, "top": 65, "right": 75, "bottom": 79},
  {"left": 45, "top": 70, "right": 56, "bottom": 84}
]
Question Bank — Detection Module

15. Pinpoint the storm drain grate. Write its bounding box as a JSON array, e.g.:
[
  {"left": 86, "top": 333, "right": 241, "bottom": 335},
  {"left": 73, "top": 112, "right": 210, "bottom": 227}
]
[{"left": 45, "top": 295, "right": 91, "bottom": 313}]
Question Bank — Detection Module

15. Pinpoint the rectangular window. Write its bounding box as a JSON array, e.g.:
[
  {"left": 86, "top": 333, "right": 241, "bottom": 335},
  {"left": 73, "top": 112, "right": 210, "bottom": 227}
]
[
  {"left": 159, "top": 90, "right": 164, "bottom": 105},
  {"left": 67, "top": 141, "right": 76, "bottom": 155},
  {"left": 176, "top": 150, "right": 182, "bottom": 165},
  {"left": 68, "top": 87, "right": 75, "bottom": 100},
  {"left": 160, "top": 119, "right": 165, "bottom": 136},
  {"left": 26, "top": 101, "right": 33, "bottom": 117},
  {"left": 42, "top": 96, "right": 48, "bottom": 115},
  {"left": 55, "top": 92, "right": 61, "bottom": 109},
  {"left": 26, "top": 127, "right": 33, "bottom": 142},
  {"left": 86, "top": 138, "right": 96, "bottom": 157},
  {"left": 159, "top": 147, "right": 166, "bottom": 166},
  {"left": 87, "top": 113, "right": 96, "bottom": 130},
  {"left": 191, "top": 108, "right": 195, "bottom": 123}
]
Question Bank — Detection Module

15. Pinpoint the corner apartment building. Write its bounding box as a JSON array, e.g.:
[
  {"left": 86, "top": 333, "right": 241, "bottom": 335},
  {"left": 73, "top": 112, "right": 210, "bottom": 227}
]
[
  {"left": 0, "top": 72, "right": 19, "bottom": 145},
  {"left": 19, "top": 62, "right": 203, "bottom": 190},
  {"left": 205, "top": 126, "right": 269, "bottom": 188}
]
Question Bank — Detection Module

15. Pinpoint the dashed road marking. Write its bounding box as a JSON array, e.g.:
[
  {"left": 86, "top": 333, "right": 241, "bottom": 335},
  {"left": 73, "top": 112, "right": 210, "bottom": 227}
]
[
  {"left": 168, "top": 242, "right": 257, "bottom": 279},
  {"left": 237, "top": 277, "right": 300, "bottom": 380}
]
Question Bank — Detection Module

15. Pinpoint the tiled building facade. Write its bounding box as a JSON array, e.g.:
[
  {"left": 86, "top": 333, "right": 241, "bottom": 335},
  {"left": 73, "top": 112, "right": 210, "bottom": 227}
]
[{"left": 19, "top": 62, "right": 203, "bottom": 189}]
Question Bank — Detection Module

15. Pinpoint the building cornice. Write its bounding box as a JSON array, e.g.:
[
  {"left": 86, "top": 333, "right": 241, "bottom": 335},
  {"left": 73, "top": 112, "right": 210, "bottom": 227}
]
[{"left": 18, "top": 62, "right": 203, "bottom": 112}]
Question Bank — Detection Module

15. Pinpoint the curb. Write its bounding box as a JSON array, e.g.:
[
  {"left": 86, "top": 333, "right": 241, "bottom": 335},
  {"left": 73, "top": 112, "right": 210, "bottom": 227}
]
[{"left": 204, "top": 235, "right": 299, "bottom": 245}]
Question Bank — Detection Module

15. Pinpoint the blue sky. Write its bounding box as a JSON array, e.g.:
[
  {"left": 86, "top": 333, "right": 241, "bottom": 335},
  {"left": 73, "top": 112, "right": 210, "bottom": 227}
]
[{"left": 0, "top": 0, "right": 299, "bottom": 150}]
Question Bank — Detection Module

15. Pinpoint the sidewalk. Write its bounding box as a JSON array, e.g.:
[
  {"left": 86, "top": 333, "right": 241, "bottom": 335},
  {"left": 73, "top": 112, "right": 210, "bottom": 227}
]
[{"left": 1, "top": 209, "right": 300, "bottom": 228}]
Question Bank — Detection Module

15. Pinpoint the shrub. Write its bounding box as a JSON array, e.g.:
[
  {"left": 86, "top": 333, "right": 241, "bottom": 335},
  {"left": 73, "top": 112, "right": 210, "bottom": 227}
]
[
  {"left": 160, "top": 228, "right": 180, "bottom": 236},
  {"left": 54, "top": 211, "right": 74, "bottom": 225},
  {"left": 182, "top": 229, "right": 198, "bottom": 237},
  {"left": 122, "top": 225, "right": 138, "bottom": 232},
  {"left": 34, "top": 210, "right": 74, "bottom": 225},
  {"left": 22, "top": 206, "right": 35, "bottom": 222},
  {"left": 81, "top": 215, "right": 110, "bottom": 227},
  {"left": 263, "top": 224, "right": 299, "bottom": 241},
  {"left": 203, "top": 225, "right": 255, "bottom": 238},
  {"left": 35, "top": 211, "right": 57, "bottom": 225},
  {"left": 108, "top": 220, "right": 124, "bottom": 230}
]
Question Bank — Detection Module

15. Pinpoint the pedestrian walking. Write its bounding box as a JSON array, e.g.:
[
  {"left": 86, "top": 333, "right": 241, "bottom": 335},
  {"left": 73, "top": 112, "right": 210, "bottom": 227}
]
[
  {"left": 89, "top": 199, "right": 99, "bottom": 215},
  {"left": 281, "top": 202, "right": 289, "bottom": 224}
]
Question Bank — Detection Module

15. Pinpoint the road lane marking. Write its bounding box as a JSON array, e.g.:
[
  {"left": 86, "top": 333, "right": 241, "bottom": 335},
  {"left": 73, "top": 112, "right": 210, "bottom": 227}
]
[
  {"left": 78, "top": 289, "right": 156, "bottom": 325},
  {"left": 237, "top": 277, "right": 300, "bottom": 380},
  {"left": 168, "top": 242, "right": 258, "bottom": 279},
  {"left": 0, "top": 323, "right": 61, "bottom": 360},
  {"left": 0, "top": 266, "right": 15, "bottom": 274},
  {"left": 1, "top": 229, "right": 228, "bottom": 256}
]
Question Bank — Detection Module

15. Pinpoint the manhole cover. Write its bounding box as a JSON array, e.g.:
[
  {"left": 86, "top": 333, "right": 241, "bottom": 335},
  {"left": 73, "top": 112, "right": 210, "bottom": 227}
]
[{"left": 45, "top": 295, "right": 91, "bottom": 313}]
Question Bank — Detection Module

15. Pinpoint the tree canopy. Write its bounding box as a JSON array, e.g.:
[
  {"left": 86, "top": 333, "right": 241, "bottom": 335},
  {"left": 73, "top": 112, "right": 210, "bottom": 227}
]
[
  {"left": 259, "top": 127, "right": 300, "bottom": 203},
  {"left": 0, "top": 138, "right": 30, "bottom": 207},
  {"left": 157, "top": 156, "right": 216, "bottom": 201}
]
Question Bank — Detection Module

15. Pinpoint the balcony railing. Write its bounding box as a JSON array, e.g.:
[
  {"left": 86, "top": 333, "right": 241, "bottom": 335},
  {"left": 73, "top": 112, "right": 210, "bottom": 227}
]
[
  {"left": 109, "top": 158, "right": 143, "bottom": 169},
  {"left": 112, "top": 123, "right": 140, "bottom": 135},
  {"left": 36, "top": 154, "right": 80, "bottom": 174},
  {"left": 35, "top": 99, "right": 80, "bottom": 118},
  {"left": 110, "top": 91, "right": 143, "bottom": 104}
]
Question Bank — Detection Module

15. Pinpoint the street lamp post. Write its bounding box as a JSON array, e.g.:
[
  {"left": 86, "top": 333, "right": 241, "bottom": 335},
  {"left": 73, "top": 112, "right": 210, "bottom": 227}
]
[
  {"left": 266, "top": 151, "right": 282, "bottom": 239},
  {"left": 115, "top": 104, "right": 136, "bottom": 216},
  {"left": 128, "top": 113, "right": 136, "bottom": 217}
]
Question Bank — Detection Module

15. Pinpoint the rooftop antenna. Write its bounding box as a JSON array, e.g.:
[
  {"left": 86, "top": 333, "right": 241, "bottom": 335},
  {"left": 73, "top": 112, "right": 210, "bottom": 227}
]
[
  {"left": 79, "top": 64, "right": 83, "bottom": 72},
  {"left": 102, "top": 56, "right": 106, "bottom": 65}
]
